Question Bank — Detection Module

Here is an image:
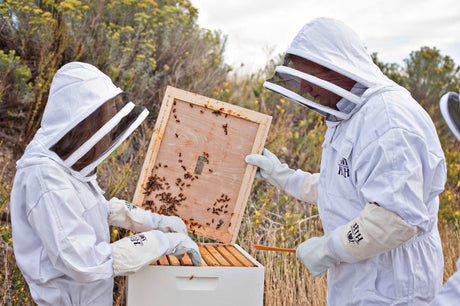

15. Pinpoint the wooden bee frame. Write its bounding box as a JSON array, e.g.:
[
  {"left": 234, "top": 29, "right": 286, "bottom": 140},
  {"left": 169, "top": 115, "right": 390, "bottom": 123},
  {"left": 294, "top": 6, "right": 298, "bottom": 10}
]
[
  {"left": 152, "top": 244, "right": 256, "bottom": 267},
  {"left": 133, "top": 86, "right": 271, "bottom": 244}
]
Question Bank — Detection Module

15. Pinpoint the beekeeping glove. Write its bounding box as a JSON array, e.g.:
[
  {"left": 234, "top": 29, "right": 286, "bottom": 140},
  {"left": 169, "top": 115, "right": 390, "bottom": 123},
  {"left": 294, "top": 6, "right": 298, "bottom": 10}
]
[
  {"left": 165, "top": 233, "right": 202, "bottom": 266},
  {"left": 327, "top": 202, "right": 418, "bottom": 263},
  {"left": 245, "top": 148, "right": 295, "bottom": 190},
  {"left": 245, "top": 149, "right": 319, "bottom": 203},
  {"left": 111, "top": 230, "right": 169, "bottom": 276},
  {"left": 297, "top": 203, "right": 419, "bottom": 277},
  {"left": 108, "top": 197, "right": 187, "bottom": 234},
  {"left": 296, "top": 233, "right": 339, "bottom": 277},
  {"left": 151, "top": 213, "right": 187, "bottom": 235}
]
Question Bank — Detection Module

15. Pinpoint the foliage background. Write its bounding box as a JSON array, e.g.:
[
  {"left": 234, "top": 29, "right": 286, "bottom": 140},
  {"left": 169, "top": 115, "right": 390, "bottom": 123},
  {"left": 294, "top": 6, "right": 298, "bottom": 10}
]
[{"left": 1, "top": 0, "right": 460, "bottom": 305}]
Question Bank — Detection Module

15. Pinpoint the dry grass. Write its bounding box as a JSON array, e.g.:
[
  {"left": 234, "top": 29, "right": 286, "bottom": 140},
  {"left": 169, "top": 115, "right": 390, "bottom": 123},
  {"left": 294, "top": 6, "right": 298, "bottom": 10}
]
[{"left": 439, "top": 219, "right": 460, "bottom": 283}]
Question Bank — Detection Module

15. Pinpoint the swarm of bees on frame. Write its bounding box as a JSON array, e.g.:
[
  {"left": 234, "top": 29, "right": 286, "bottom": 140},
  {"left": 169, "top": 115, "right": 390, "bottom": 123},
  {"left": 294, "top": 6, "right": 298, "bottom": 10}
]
[{"left": 143, "top": 100, "right": 236, "bottom": 234}]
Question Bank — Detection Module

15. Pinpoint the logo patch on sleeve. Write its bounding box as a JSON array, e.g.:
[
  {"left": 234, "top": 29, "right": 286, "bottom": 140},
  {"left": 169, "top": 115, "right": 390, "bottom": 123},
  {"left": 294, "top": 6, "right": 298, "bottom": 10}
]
[
  {"left": 123, "top": 200, "right": 138, "bottom": 211},
  {"left": 347, "top": 222, "right": 364, "bottom": 245},
  {"left": 130, "top": 233, "right": 147, "bottom": 246}
]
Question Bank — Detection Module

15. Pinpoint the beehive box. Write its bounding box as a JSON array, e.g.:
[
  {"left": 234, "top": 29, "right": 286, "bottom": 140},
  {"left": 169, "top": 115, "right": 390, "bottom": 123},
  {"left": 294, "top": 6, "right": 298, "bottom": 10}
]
[{"left": 127, "top": 86, "right": 271, "bottom": 306}]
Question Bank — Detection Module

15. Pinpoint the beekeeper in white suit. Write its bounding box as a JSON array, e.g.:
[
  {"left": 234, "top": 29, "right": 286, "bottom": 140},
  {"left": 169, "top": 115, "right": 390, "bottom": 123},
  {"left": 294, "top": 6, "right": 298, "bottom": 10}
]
[
  {"left": 430, "top": 91, "right": 460, "bottom": 305},
  {"left": 10, "top": 62, "right": 202, "bottom": 306},
  {"left": 246, "top": 17, "right": 446, "bottom": 304}
]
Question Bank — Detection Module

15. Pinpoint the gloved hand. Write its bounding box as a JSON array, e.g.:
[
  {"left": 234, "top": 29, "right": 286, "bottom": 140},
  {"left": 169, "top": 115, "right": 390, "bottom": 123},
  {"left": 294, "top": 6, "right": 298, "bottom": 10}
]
[
  {"left": 152, "top": 213, "right": 187, "bottom": 235},
  {"left": 245, "top": 148, "right": 295, "bottom": 190},
  {"left": 296, "top": 234, "right": 340, "bottom": 277},
  {"left": 165, "top": 233, "right": 202, "bottom": 266},
  {"left": 108, "top": 198, "right": 188, "bottom": 234}
]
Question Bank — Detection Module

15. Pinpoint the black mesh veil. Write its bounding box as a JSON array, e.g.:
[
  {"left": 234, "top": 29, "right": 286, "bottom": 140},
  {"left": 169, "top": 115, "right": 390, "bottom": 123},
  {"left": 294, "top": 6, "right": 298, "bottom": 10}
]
[
  {"left": 441, "top": 91, "right": 460, "bottom": 140},
  {"left": 51, "top": 92, "right": 148, "bottom": 175}
]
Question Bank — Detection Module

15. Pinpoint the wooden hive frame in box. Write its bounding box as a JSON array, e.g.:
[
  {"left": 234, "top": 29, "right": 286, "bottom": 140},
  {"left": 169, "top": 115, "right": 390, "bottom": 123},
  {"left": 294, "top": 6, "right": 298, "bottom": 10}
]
[
  {"left": 152, "top": 245, "right": 256, "bottom": 267},
  {"left": 132, "top": 86, "right": 272, "bottom": 266}
]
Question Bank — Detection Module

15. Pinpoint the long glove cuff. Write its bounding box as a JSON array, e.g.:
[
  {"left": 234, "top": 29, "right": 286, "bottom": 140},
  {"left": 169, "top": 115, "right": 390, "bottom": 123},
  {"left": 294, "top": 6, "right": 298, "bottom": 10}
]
[
  {"left": 285, "top": 170, "right": 319, "bottom": 203},
  {"left": 327, "top": 203, "right": 418, "bottom": 263},
  {"left": 109, "top": 197, "right": 153, "bottom": 232},
  {"left": 111, "top": 230, "right": 169, "bottom": 276},
  {"left": 327, "top": 225, "right": 359, "bottom": 263}
]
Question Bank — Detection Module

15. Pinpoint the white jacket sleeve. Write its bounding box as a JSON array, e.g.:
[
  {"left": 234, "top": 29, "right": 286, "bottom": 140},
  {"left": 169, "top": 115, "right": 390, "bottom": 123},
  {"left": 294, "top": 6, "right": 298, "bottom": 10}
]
[
  {"left": 285, "top": 170, "right": 320, "bottom": 204},
  {"left": 27, "top": 189, "right": 114, "bottom": 283},
  {"left": 430, "top": 258, "right": 460, "bottom": 305},
  {"left": 355, "top": 128, "right": 446, "bottom": 232}
]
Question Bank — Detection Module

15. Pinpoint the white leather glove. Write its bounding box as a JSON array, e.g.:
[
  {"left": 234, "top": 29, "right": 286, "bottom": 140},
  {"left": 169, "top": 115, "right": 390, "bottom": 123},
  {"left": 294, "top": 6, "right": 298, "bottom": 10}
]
[
  {"left": 108, "top": 197, "right": 187, "bottom": 234},
  {"left": 111, "top": 230, "right": 169, "bottom": 276},
  {"left": 109, "top": 197, "right": 151, "bottom": 232},
  {"left": 245, "top": 148, "right": 295, "bottom": 190},
  {"left": 165, "top": 233, "right": 202, "bottom": 266},
  {"left": 296, "top": 234, "right": 340, "bottom": 277},
  {"left": 297, "top": 203, "right": 419, "bottom": 277},
  {"left": 152, "top": 213, "right": 188, "bottom": 235}
]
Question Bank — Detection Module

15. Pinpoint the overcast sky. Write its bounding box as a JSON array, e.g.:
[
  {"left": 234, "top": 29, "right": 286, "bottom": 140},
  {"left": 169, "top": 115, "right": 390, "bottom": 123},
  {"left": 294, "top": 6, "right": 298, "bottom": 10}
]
[{"left": 192, "top": 0, "right": 460, "bottom": 75}]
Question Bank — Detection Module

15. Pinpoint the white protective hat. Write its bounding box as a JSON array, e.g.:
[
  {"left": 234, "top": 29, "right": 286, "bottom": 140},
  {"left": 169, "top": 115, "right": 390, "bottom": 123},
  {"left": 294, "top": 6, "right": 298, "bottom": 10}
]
[
  {"left": 264, "top": 17, "right": 390, "bottom": 120},
  {"left": 39, "top": 62, "right": 149, "bottom": 177}
]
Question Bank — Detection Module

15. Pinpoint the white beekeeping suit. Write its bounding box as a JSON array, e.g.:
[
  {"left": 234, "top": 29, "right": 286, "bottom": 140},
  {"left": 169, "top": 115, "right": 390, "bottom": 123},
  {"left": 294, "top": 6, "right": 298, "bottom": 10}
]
[
  {"left": 246, "top": 18, "right": 446, "bottom": 305},
  {"left": 430, "top": 91, "right": 460, "bottom": 306},
  {"left": 431, "top": 256, "right": 460, "bottom": 306},
  {"left": 10, "top": 62, "right": 201, "bottom": 306}
]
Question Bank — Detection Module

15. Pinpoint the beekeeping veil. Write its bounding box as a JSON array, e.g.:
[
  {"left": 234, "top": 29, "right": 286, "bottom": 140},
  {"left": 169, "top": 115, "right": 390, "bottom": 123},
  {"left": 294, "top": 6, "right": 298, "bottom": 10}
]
[
  {"left": 36, "top": 62, "right": 148, "bottom": 177},
  {"left": 264, "top": 17, "right": 392, "bottom": 120},
  {"left": 440, "top": 91, "right": 460, "bottom": 140}
]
